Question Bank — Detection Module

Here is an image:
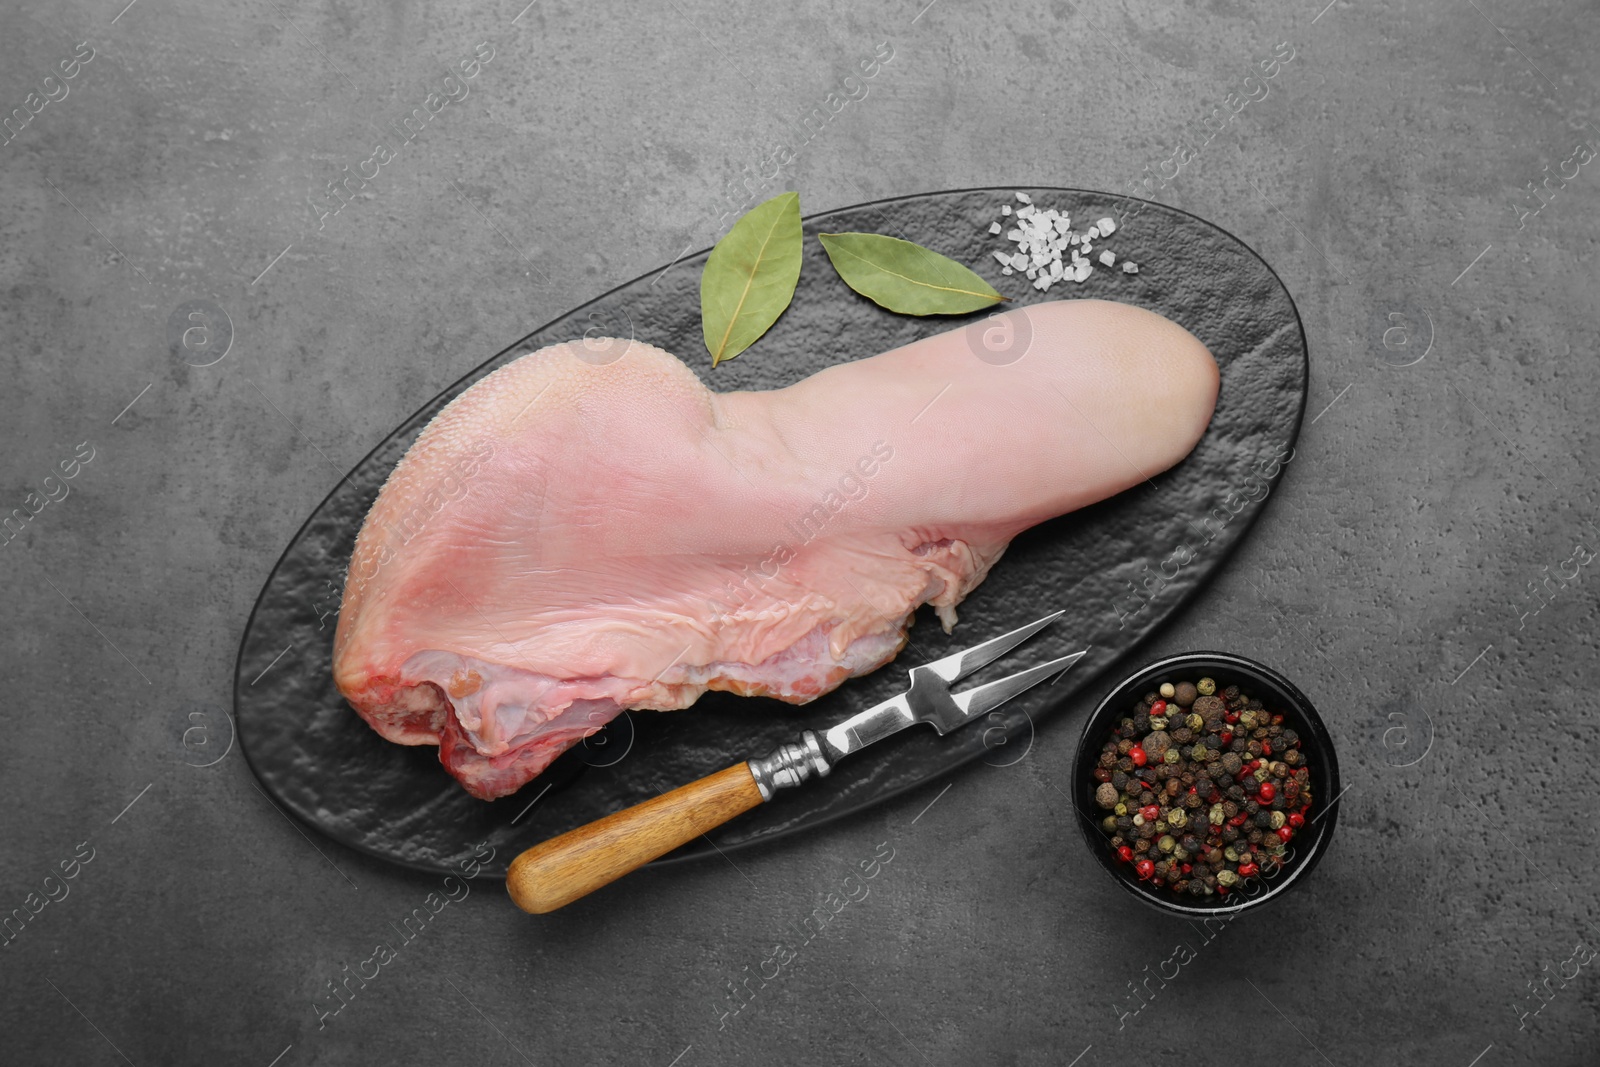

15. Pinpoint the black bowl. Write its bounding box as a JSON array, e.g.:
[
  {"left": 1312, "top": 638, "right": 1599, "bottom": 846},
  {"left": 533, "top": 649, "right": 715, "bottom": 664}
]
[{"left": 1071, "top": 651, "right": 1340, "bottom": 916}]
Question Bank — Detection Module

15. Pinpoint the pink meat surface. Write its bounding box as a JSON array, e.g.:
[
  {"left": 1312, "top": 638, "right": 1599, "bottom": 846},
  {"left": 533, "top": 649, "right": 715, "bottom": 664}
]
[{"left": 333, "top": 299, "right": 1219, "bottom": 799}]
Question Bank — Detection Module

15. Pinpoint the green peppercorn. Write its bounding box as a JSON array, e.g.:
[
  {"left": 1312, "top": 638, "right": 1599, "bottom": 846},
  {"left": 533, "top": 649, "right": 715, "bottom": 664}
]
[
  {"left": 1223, "top": 846, "right": 1240, "bottom": 862},
  {"left": 1114, "top": 802, "right": 1128, "bottom": 816},
  {"left": 1158, "top": 834, "right": 1176, "bottom": 853},
  {"left": 1216, "top": 869, "right": 1238, "bottom": 886},
  {"left": 1163, "top": 749, "right": 1181, "bottom": 765},
  {"left": 1209, "top": 803, "right": 1226, "bottom": 826},
  {"left": 1166, "top": 808, "right": 1188, "bottom": 829},
  {"left": 1269, "top": 810, "right": 1286, "bottom": 830},
  {"left": 1197, "top": 677, "right": 1216, "bottom": 696},
  {"left": 1186, "top": 712, "right": 1205, "bottom": 731},
  {"left": 1191, "top": 745, "right": 1209, "bottom": 761},
  {"left": 1102, "top": 815, "right": 1117, "bottom": 831}
]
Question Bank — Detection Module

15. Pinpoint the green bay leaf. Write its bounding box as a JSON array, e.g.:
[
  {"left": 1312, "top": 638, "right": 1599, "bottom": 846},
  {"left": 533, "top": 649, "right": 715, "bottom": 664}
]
[
  {"left": 701, "top": 191, "right": 803, "bottom": 367},
  {"left": 817, "top": 231, "right": 1005, "bottom": 316}
]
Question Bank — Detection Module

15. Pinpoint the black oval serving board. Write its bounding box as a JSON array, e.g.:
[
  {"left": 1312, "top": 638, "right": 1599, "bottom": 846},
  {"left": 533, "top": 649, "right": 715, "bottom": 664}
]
[{"left": 235, "top": 188, "right": 1307, "bottom": 879}]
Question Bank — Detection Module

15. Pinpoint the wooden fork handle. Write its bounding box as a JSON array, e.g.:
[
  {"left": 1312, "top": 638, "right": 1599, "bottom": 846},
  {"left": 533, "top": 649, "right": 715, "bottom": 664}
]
[
  {"left": 506, "top": 763, "right": 765, "bottom": 914},
  {"left": 506, "top": 731, "right": 833, "bottom": 914}
]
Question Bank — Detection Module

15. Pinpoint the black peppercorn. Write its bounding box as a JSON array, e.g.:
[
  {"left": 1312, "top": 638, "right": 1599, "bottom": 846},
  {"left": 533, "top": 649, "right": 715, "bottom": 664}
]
[{"left": 1254, "top": 811, "right": 1274, "bottom": 829}]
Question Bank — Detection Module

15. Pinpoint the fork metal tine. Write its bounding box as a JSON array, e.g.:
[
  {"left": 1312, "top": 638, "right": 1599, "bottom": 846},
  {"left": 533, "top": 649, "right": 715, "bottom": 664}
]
[
  {"left": 950, "top": 650, "right": 1086, "bottom": 721},
  {"left": 921, "top": 610, "right": 1065, "bottom": 684}
]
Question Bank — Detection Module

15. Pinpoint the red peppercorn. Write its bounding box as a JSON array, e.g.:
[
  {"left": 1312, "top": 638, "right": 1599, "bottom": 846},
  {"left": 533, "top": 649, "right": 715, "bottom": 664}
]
[
  {"left": 1136, "top": 859, "right": 1155, "bottom": 880},
  {"left": 1262, "top": 741, "right": 1274, "bottom": 756},
  {"left": 1276, "top": 826, "right": 1294, "bottom": 843},
  {"left": 1288, "top": 812, "right": 1305, "bottom": 829},
  {"left": 1237, "top": 861, "right": 1259, "bottom": 877},
  {"left": 1257, "top": 782, "right": 1277, "bottom": 802},
  {"left": 1247, "top": 759, "right": 1262, "bottom": 772},
  {"left": 1140, "top": 805, "right": 1161, "bottom": 822},
  {"left": 1151, "top": 700, "right": 1168, "bottom": 716},
  {"left": 1271, "top": 714, "right": 1284, "bottom": 725},
  {"left": 1181, "top": 864, "right": 1192, "bottom": 873},
  {"left": 1224, "top": 711, "right": 1239, "bottom": 724},
  {"left": 1228, "top": 813, "right": 1248, "bottom": 827},
  {"left": 1221, "top": 731, "right": 1234, "bottom": 745},
  {"left": 1216, "top": 885, "right": 1229, "bottom": 896},
  {"left": 1130, "top": 746, "right": 1147, "bottom": 767},
  {"left": 1188, "top": 786, "right": 1198, "bottom": 794},
  {"left": 1117, "top": 845, "right": 1133, "bottom": 863}
]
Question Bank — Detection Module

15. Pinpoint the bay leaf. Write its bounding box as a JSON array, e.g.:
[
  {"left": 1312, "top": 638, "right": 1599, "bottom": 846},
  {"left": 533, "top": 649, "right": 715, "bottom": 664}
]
[
  {"left": 817, "top": 231, "right": 1005, "bottom": 316},
  {"left": 701, "top": 192, "right": 804, "bottom": 367}
]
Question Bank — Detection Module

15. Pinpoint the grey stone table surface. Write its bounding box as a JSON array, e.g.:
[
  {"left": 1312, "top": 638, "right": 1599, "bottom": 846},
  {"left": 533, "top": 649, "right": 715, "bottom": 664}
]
[{"left": 2, "top": 0, "right": 1596, "bottom": 1064}]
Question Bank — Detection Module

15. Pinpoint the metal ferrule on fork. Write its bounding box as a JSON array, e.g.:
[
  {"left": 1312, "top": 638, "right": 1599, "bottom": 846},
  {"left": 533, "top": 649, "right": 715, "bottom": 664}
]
[{"left": 747, "top": 731, "right": 832, "bottom": 801}]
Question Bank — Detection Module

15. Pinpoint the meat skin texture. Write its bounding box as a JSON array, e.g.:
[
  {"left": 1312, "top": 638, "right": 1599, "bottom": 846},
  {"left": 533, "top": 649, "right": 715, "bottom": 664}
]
[{"left": 333, "top": 299, "right": 1219, "bottom": 799}]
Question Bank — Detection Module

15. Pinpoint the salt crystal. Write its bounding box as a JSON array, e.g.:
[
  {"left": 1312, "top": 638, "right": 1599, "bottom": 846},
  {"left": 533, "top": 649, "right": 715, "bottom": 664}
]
[
  {"left": 1086, "top": 225, "right": 1100, "bottom": 240},
  {"left": 989, "top": 222, "right": 1002, "bottom": 235},
  {"left": 1001, "top": 267, "right": 1013, "bottom": 275},
  {"left": 1099, "top": 250, "right": 1115, "bottom": 267},
  {"left": 1015, "top": 191, "right": 1031, "bottom": 204},
  {"left": 1001, "top": 205, "right": 1011, "bottom": 216},
  {"left": 1121, "top": 262, "right": 1139, "bottom": 274},
  {"left": 1097, "top": 217, "right": 1116, "bottom": 234}
]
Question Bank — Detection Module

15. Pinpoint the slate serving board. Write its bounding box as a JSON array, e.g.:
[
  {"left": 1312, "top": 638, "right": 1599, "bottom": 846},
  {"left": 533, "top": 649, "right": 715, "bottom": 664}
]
[{"left": 235, "top": 188, "right": 1308, "bottom": 879}]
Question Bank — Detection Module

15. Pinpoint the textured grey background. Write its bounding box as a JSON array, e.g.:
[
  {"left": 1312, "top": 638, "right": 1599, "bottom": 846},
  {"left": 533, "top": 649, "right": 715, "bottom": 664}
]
[{"left": 1, "top": 0, "right": 1596, "bottom": 1065}]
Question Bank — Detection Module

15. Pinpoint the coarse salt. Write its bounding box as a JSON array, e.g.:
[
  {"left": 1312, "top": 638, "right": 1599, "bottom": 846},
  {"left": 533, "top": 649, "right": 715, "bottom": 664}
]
[{"left": 985, "top": 198, "right": 1137, "bottom": 289}]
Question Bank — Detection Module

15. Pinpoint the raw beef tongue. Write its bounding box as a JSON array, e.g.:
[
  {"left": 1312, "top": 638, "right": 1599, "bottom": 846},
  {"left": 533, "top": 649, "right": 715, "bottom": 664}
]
[{"left": 333, "top": 298, "right": 1219, "bottom": 799}]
